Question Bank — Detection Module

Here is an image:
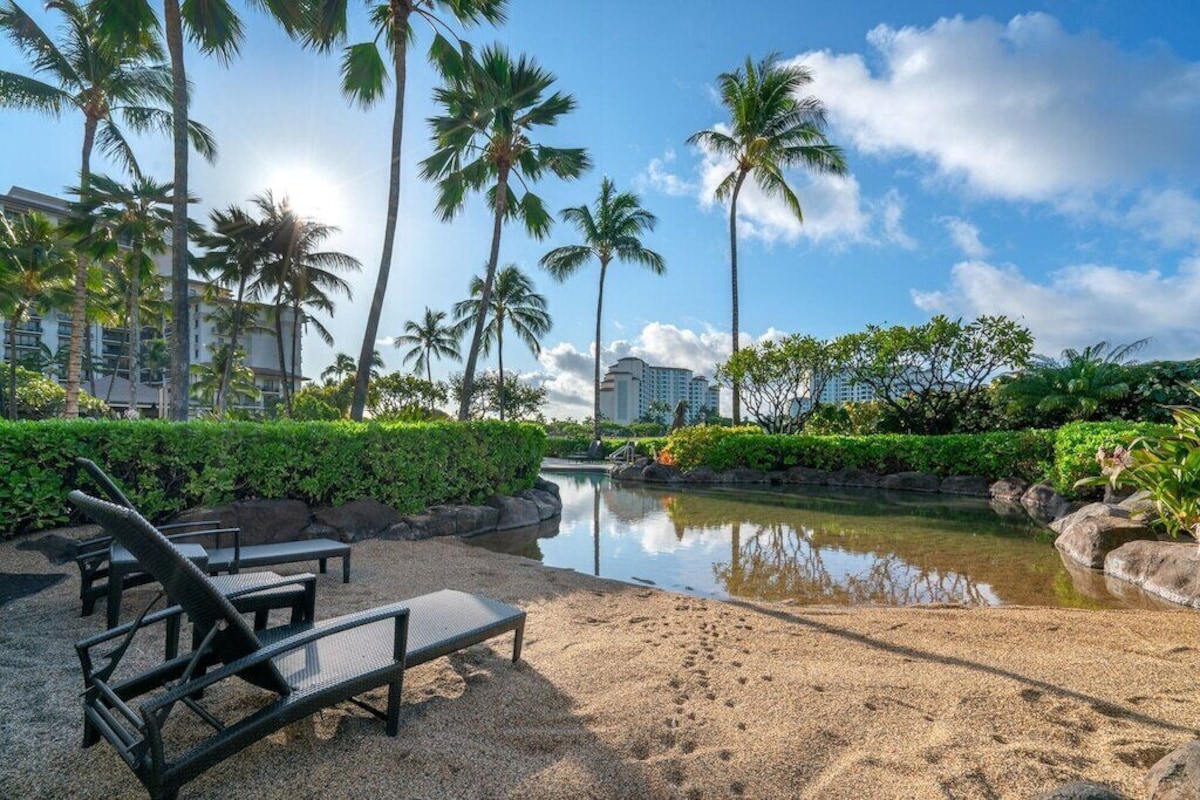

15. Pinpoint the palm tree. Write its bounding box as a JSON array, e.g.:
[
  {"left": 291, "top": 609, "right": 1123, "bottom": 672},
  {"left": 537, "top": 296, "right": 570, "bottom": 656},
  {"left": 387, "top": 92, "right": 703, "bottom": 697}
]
[
  {"left": 394, "top": 307, "right": 461, "bottom": 387},
  {"left": 321, "top": 350, "right": 384, "bottom": 386},
  {"left": 0, "top": 212, "right": 74, "bottom": 420},
  {"left": 191, "top": 343, "right": 259, "bottom": 412},
  {"left": 1, "top": 0, "right": 215, "bottom": 418},
  {"left": 688, "top": 54, "right": 847, "bottom": 425},
  {"left": 452, "top": 265, "right": 550, "bottom": 421},
  {"left": 540, "top": 177, "right": 665, "bottom": 441},
  {"left": 305, "top": 0, "right": 508, "bottom": 422},
  {"left": 421, "top": 45, "right": 590, "bottom": 420},
  {"left": 67, "top": 173, "right": 175, "bottom": 413},
  {"left": 1000, "top": 340, "right": 1147, "bottom": 423}
]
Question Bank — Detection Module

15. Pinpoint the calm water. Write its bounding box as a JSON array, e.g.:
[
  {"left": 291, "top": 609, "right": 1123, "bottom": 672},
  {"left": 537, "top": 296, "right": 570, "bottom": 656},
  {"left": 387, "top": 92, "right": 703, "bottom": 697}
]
[{"left": 465, "top": 472, "right": 1168, "bottom": 609}]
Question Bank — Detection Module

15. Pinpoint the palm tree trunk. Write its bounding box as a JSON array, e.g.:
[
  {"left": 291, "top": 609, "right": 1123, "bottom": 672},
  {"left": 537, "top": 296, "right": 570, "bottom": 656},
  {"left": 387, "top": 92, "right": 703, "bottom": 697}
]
[
  {"left": 496, "top": 315, "right": 504, "bottom": 421},
  {"left": 65, "top": 116, "right": 98, "bottom": 419},
  {"left": 425, "top": 353, "right": 433, "bottom": 410},
  {"left": 728, "top": 170, "right": 748, "bottom": 426},
  {"left": 459, "top": 166, "right": 510, "bottom": 420},
  {"left": 273, "top": 296, "right": 290, "bottom": 416},
  {"left": 289, "top": 297, "right": 301, "bottom": 409},
  {"left": 85, "top": 323, "right": 96, "bottom": 396},
  {"left": 592, "top": 258, "right": 608, "bottom": 442},
  {"left": 165, "top": 0, "right": 190, "bottom": 421},
  {"left": 350, "top": 9, "right": 411, "bottom": 422},
  {"left": 8, "top": 304, "right": 25, "bottom": 420},
  {"left": 215, "top": 274, "right": 248, "bottom": 415},
  {"left": 127, "top": 245, "right": 142, "bottom": 415}
]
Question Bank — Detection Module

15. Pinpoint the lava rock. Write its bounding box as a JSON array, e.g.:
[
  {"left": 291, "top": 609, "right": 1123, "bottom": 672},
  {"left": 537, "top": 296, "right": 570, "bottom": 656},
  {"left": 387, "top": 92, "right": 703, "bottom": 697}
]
[
  {"left": 827, "top": 468, "right": 881, "bottom": 489},
  {"left": 487, "top": 495, "right": 541, "bottom": 531},
  {"left": 610, "top": 463, "right": 644, "bottom": 481},
  {"left": 881, "top": 471, "right": 941, "bottom": 493},
  {"left": 230, "top": 499, "right": 309, "bottom": 546},
  {"left": 642, "top": 463, "right": 683, "bottom": 483},
  {"left": 718, "top": 467, "right": 768, "bottom": 484},
  {"left": 1036, "top": 780, "right": 1130, "bottom": 800},
  {"left": 313, "top": 498, "right": 400, "bottom": 543},
  {"left": 534, "top": 477, "right": 561, "bottom": 500},
  {"left": 1021, "top": 483, "right": 1073, "bottom": 525},
  {"left": 990, "top": 477, "right": 1030, "bottom": 502},
  {"left": 519, "top": 489, "right": 562, "bottom": 521},
  {"left": 1106, "top": 541, "right": 1200, "bottom": 608},
  {"left": 785, "top": 466, "right": 829, "bottom": 485},
  {"left": 1147, "top": 740, "right": 1200, "bottom": 799},
  {"left": 1049, "top": 502, "right": 1130, "bottom": 535},
  {"left": 1119, "top": 490, "right": 1156, "bottom": 517},
  {"left": 1054, "top": 516, "right": 1156, "bottom": 569},
  {"left": 939, "top": 475, "right": 991, "bottom": 497},
  {"left": 682, "top": 466, "right": 718, "bottom": 483},
  {"left": 1103, "top": 484, "right": 1137, "bottom": 505}
]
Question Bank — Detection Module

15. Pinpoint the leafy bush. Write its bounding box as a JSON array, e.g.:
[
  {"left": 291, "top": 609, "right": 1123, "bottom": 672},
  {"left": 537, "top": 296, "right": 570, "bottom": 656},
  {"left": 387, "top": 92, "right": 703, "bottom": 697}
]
[
  {"left": 543, "top": 436, "right": 666, "bottom": 459},
  {"left": 663, "top": 427, "right": 1056, "bottom": 481},
  {"left": 2, "top": 365, "right": 108, "bottom": 419},
  {"left": 0, "top": 419, "right": 545, "bottom": 537},
  {"left": 1052, "top": 420, "right": 1167, "bottom": 494},
  {"left": 291, "top": 391, "right": 342, "bottom": 421}
]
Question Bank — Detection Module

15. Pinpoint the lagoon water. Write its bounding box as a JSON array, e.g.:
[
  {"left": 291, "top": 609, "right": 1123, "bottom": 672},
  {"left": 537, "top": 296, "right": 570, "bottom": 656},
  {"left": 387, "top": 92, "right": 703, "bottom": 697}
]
[{"left": 465, "top": 472, "right": 1166, "bottom": 609}]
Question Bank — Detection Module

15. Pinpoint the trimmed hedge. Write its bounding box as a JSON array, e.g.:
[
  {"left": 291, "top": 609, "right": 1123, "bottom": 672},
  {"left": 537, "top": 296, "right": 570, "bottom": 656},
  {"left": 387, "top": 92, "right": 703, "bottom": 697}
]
[
  {"left": 1052, "top": 420, "right": 1168, "bottom": 494},
  {"left": 663, "top": 426, "right": 1056, "bottom": 483},
  {"left": 543, "top": 436, "right": 666, "bottom": 459},
  {"left": 0, "top": 419, "right": 545, "bottom": 537}
]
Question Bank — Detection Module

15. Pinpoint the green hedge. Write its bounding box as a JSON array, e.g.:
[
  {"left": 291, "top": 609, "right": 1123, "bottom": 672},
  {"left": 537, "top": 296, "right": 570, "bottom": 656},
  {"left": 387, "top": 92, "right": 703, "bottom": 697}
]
[
  {"left": 0, "top": 419, "right": 545, "bottom": 537},
  {"left": 664, "top": 426, "right": 1056, "bottom": 482},
  {"left": 1052, "top": 420, "right": 1168, "bottom": 494},
  {"left": 543, "top": 436, "right": 666, "bottom": 459}
]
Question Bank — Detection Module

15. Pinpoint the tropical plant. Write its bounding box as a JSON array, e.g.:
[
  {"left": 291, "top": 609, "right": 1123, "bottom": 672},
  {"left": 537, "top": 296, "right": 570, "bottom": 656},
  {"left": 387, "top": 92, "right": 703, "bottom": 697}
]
[
  {"left": 999, "top": 340, "right": 1146, "bottom": 425},
  {"left": 688, "top": 54, "right": 847, "bottom": 425},
  {"left": 304, "top": 0, "right": 508, "bottom": 422},
  {"left": 1, "top": 0, "right": 215, "bottom": 418},
  {"left": 421, "top": 44, "right": 590, "bottom": 420},
  {"left": 394, "top": 306, "right": 460, "bottom": 388},
  {"left": 368, "top": 372, "right": 447, "bottom": 420},
  {"left": 320, "top": 350, "right": 383, "bottom": 386},
  {"left": 450, "top": 369, "right": 545, "bottom": 421},
  {"left": 540, "top": 177, "right": 665, "bottom": 440},
  {"left": 0, "top": 212, "right": 74, "bottom": 419},
  {"left": 190, "top": 343, "right": 259, "bottom": 411},
  {"left": 452, "top": 265, "right": 551, "bottom": 421}
]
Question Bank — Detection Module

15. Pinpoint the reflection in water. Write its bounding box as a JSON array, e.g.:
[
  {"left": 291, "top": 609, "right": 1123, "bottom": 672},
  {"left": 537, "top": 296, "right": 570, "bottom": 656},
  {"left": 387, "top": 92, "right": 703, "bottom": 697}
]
[{"left": 464, "top": 473, "right": 1167, "bottom": 609}]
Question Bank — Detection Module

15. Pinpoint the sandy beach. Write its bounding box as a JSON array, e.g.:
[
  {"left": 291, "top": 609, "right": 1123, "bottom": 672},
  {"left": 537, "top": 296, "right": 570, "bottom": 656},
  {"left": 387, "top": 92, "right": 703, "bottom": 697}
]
[{"left": 2, "top": 533, "right": 1198, "bottom": 799}]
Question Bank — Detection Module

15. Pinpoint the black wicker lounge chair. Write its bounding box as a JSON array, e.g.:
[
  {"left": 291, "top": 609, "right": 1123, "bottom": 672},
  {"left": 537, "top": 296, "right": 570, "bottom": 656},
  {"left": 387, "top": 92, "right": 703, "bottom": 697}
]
[{"left": 69, "top": 491, "right": 526, "bottom": 800}]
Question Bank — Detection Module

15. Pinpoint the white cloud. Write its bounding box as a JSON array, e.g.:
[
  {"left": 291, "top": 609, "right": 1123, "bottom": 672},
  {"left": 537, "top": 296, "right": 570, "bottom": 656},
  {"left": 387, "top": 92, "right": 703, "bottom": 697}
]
[
  {"left": 1126, "top": 189, "right": 1200, "bottom": 248},
  {"left": 912, "top": 258, "right": 1200, "bottom": 357},
  {"left": 635, "top": 147, "right": 697, "bottom": 197},
  {"left": 942, "top": 217, "right": 990, "bottom": 258},
  {"left": 798, "top": 13, "right": 1200, "bottom": 203},
  {"left": 880, "top": 188, "right": 917, "bottom": 249}
]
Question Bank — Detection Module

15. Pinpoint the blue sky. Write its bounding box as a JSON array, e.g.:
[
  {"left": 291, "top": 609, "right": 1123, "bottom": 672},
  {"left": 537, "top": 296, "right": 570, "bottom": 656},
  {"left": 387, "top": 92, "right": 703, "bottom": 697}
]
[{"left": 2, "top": 0, "right": 1198, "bottom": 417}]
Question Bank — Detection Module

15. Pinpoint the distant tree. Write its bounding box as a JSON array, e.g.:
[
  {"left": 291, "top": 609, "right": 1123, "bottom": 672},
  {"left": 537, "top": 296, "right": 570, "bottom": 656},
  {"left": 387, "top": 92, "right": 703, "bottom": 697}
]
[
  {"left": 394, "top": 307, "right": 460, "bottom": 387},
  {"left": 843, "top": 315, "right": 1034, "bottom": 435},
  {"left": 321, "top": 350, "right": 383, "bottom": 387},
  {"left": 998, "top": 340, "right": 1146, "bottom": 424},
  {"left": 643, "top": 399, "right": 672, "bottom": 425},
  {"left": 292, "top": 388, "right": 341, "bottom": 421},
  {"left": 688, "top": 54, "right": 846, "bottom": 425},
  {"left": 191, "top": 344, "right": 259, "bottom": 412},
  {"left": 450, "top": 370, "right": 545, "bottom": 421},
  {"left": 368, "top": 372, "right": 447, "bottom": 420}
]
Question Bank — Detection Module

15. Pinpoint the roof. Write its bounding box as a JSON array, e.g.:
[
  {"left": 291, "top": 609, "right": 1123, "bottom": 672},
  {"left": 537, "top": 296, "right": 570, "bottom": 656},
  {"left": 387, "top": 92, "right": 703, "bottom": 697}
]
[{"left": 85, "top": 375, "right": 161, "bottom": 408}]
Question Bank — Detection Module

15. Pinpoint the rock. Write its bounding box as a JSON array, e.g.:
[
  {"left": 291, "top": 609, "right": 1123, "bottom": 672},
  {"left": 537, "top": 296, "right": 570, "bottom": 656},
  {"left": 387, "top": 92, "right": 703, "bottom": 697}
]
[
  {"left": 765, "top": 470, "right": 786, "bottom": 485},
  {"left": 519, "top": 489, "right": 562, "bottom": 521},
  {"left": 682, "top": 466, "right": 718, "bottom": 483},
  {"left": 1146, "top": 740, "right": 1200, "bottom": 799},
  {"left": 939, "top": 475, "right": 991, "bottom": 497},
  {"left": 441, "top": 505, "right": 501, "bottom": 536},
  {"left": 230, "top": 499, "right": 310, "bottom": 546},
  {"left": 717, "top": 467, "right": 768, "bottom": 484},
  {"left": 300, "top": 522, "right": 339, "bottom": 541},
  {"left": 399, "top": 511, "right": 457, "bottom": 539},
  {"left": 1106, "top": 541, "right": 1200, "bottom": 608},
  {"left": 990, "top": 499, "right": 1030, "bottom": 519},
  {"left": 1021, "top": 483, "right": 1073, "bottom": 525},
  {"left": 881, "top": 471, "right": 941, "bottom": 493},
  {"left": 610, "top": 463, "right": 643, "bottom": 481},
  {"left": 1103, "top": 484, "right": 1137, "bottom": 505},
  {"left": 487, "top": 495, "right": 541, "bottom": 531},
  {"left": 1049, "top": 502, "right": 1130, "bottom": 535},
  {"left": 313, "top": 498, "right": 400, "bottom": 543},
  {"left": 1055, "top": 516, "right": 1157, "bottom": 569},
  {"left": 534, "top": 477, "right": 561, "bottom": 500},
  {"left": 168, "top": 505, "right": 239, "bottom": 532},
  {"left": 642, "top": 463, "right": 683, "bottom": 483},
  {"left": 1119, "top": 490, "right": 1156, "bottom": 517},
  {"left": 631, "top": 457, "right": 652, "bottom": 469},
  {"left": 1036, "top": 781, "right": 1130, "bottom": 800},
  {"left": 827, "top": 468, "right": 881, "bottom": 489},
  {"left": 990, "top": 477, "right": 1030, "bottom": 502},
  {"left": 785, "top": 466, "right": 829, "bottom": 485},
  {"left": 379, "top": 521, "right": 416, "bottom": 541}
]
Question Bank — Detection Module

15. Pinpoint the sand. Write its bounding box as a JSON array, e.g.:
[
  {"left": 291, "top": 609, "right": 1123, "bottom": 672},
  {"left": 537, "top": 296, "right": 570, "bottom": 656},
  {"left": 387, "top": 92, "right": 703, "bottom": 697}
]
[{"left": 2, "top": 534, "right": 1199, "bottom": 799}]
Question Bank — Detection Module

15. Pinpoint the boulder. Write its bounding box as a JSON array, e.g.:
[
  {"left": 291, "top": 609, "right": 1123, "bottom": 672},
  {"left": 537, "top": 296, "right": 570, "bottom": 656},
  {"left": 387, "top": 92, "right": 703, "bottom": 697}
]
[
  {"left": 1021, "top": 483, "right": 1074, "bottom": 525},
  {"left": 1119, "top": 490, "right": 1156, "bottom": 517},
  {"left": 717, "top": 467, "right": 768, "bottom": 484},
  {"left": 610, "top": 463, "right": 643, "bottom": 481},
  {"left": 299, "top": 522, "right": 339, "bottom": 541},
  {"left": 1036, "top": 781, "right": 1130, "bottom": 800},
  {"left": 379, "top": 521, "right": 416, "bottom": 541},
  {"left": 399, "top": 510, "right": 458, "bottom": 539},
  {"left": 766, "top": 470, "right": 786, "bottom": 485},
  {"left": 1054, "top": 516, "right": 1157, "bottom": 569},
  {"left": 641, "top": 463, "right": 683, "bottom": 483},
  {"left": 990, "top": 477, "right": 1030, "bottom": 502},
  {"left": 313, "top": 498, "right": 400, "bottom": 543},
  {"left": 442, "top": 505, "right": 501, "bottom": 536},
  {"left": 534, "top": 477, "right": 561, "bottom": 500},
  {"left": 169, "top": 504, "right": 238, "bottom": 531},
  {"left": 486, "top": 495, "right": 541, "bottom": 531},
  {"left": 1106, "top": 541, "right": 1200, "bottom": 608},
  {"left": 1049, "top": 502, "right": 1130, "bottom": 535},
  {"left": 1146, "top": 740, "right": 1200, "bottom": 800},
  {"left": 881, "top": 471, "right": 941, "bottom": 493},
  {"left": 682, "top": 466, "right": 719, "bottom": 483},
  {"left": 231, "top": 499, "right": 310, "bottom": 546},
  {"left": 939, "top": 475, "right": 991, "bottom": 497},
  {"left": 1103, "top": 484, "right": 1137, "bottom": 505},
  {"left": 785, "top": 466, "right": 829, "bottom": 485},
  {"left": 519, "top": 489, "right": 562, "bottom": 521},
  {"left": 827, "top": 468, "right": 881, "bottom": 489}
]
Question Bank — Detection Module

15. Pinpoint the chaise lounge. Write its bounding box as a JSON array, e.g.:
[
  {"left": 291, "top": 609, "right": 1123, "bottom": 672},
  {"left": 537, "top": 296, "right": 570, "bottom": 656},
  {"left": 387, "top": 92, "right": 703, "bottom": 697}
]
[{"left": 69, "top": 490, "right": 526, "bottom": 800}]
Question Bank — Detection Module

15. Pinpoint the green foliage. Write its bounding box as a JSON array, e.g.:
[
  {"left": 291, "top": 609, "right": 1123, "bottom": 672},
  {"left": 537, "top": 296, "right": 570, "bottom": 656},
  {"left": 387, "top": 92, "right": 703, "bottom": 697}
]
[
  {"left": 291, "top": 391, "right": 341, "bottom": 421},
  {"left": 0, "top": 365, "right": 108, "bottom": 420},
  {"left": 998, "top": 340, "right": 1145, "bottom": 425},
  {"left": 0, "top": 419, "right": 544, "bottom": 536},
  {"left": 663, "top": 426, "right": 1055, "bottom": 481},
  {"left": 543, "top": 436, "right": 666, "bottom": 459},
  {"left": 368, "top": 373, "right": 448, "bottom": 420},
  {"left": 451, "top": 371, "right": 546, "bottom": 422},
  {"left": 1117, "top": 360, "right": 1200, "bottom": 423},
  {"left": 1053, "top": 420, "right": 1167, "bottom": 494},
  {"left": 716, "top": 334, "right": 849, "bottom": 433},
  {"left": 803, "top": 401, "right": 885, "bottom": 436}
]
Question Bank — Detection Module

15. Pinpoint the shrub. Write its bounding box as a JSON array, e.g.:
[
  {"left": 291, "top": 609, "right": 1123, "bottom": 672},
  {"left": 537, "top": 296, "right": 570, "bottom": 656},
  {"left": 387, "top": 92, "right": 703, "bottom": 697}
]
[
  {"left": 1053, "top": 420, "right": 1167, "bottom": 495},
  {"left": 2, "top": 366, "right": 108, "bottom": 419},
  {"left": 0, "top": 419, "right": 544, "bottom": 537},
  {"left": 543, "top": 436, "right": 665, "bottom": 459},
  {"left": 291, "top": 391, "right": 342, "bottom": 421},
  {"left": 659, "top": 426, "right": 761, "bottom": 471}
]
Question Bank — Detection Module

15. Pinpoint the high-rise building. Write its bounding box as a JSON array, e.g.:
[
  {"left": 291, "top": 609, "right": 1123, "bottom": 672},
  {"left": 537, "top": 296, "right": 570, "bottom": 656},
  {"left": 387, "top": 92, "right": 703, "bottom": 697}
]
[
  {"left": 0, "top": 186, "right": 302, "bottom": 415},
  {"left": 598, "top": 356, "right": 720, "bottom": 424}
]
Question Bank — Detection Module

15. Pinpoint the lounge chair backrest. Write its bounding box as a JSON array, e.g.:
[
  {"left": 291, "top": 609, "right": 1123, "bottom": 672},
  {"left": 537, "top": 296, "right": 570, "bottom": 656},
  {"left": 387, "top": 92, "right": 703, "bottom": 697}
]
[
  {"left": 75, "top": 457, "right": 136, "bottom": 509},
  {"left": 68, "top": 490, "right": 290, "bottom": 695}
]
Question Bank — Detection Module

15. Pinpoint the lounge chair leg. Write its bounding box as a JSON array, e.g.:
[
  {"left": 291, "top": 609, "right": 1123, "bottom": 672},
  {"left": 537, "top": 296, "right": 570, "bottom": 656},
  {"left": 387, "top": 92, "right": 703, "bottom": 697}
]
[
  {"left": 165, "top": 616, "right": 181, "bottom": 660},
  {"left": 318, "top": 558, "right": 327, "bottom": 574},
  {"left": 342, "top": 554, "right": 350, "bottom": 583},
  {"left": 385, "top": 674, "right": 404, "bottom": 737},
  {"left": 81, "top": 593, "right": 96, "bottom": 617},
  {"left": 254, "top": 610, "right": 268, "bottom": 630},
  {"left": 512, "top": 620, "right": 525, "bottom": 663},
  {"left": 82, "top": 717, "right": 100, "bottom": 748}
]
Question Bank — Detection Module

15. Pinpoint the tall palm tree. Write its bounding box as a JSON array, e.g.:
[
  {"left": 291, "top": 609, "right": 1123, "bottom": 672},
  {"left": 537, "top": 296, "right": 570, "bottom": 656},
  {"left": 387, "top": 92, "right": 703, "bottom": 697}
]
[
  {"left": 0, "top": 212, "right": 74, "bottom": 420},
  {"left": 322, "top": 352, "right": 357, "bottom": 385},
  {"left": 540, "top": 177, "right": 665, "bottom": 441},
  {"left": 452, "top": 265, "right": 550, "bottom": 421},
  {"left": 67, "top": 173, "right": 175, "bottom": 413},
  {"left": 394, "top": 307, "right": 460, "bottom": 386},
  {"left": 191, "top": 343, "right": 259, "bottom": 412},
  {"left": 688, "top": 54, "right": 846, "bottom": 424},
  {"left": 0, "top": 0, "right": 215, "bottom": 418},
  {"left": 305, "top": 0, "right": 508, "bottom": 422}
]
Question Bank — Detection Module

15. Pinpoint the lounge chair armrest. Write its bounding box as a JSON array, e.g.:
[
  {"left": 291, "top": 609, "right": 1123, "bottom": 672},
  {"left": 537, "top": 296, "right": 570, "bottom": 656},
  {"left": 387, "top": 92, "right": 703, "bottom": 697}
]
[
  {"left": 74, "top": 604, "right": 187, "bottom": 652},
  {"left": 221, "top": 573, "right": 317, "bottom": 600},
  {"left": 158, "top": 520, "right": 221, "bottom": 532},
  {"left": 74, "top": 536, "right": 114, "bottom": 560},
  {"left": 143, "top": 603, "right": 412, "bottom": 714},
  {"left": 164, "top": 527, "right": 241, "bottom": 557}
]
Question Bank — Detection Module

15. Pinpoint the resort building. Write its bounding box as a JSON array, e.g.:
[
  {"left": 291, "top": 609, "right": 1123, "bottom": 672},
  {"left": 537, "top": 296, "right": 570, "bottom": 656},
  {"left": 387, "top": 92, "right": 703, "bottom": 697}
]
[
  {"left": 793, "top": 371, "right": 879, "bottom": 413},
  {"left": 0, "top": 186, "right": 302, "bottom": 415},
  {"left": 598, "top": 356, "right": 720, "bottom": 424}
]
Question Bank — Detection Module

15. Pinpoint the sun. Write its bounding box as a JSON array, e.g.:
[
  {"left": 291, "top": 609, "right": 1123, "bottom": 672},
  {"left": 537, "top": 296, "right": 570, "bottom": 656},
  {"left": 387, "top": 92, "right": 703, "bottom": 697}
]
[{"left": 263, "top": 165, "right": 345, "bottom": 223}]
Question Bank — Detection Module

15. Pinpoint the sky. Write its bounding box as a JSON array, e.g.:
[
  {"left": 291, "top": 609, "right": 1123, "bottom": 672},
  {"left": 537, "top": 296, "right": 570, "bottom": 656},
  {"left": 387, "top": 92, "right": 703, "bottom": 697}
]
[{"left": 2, "top": 0, "right": 1198, "bottom": 418}]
